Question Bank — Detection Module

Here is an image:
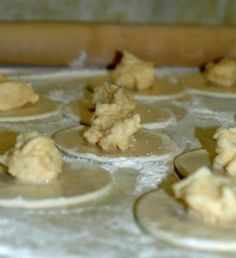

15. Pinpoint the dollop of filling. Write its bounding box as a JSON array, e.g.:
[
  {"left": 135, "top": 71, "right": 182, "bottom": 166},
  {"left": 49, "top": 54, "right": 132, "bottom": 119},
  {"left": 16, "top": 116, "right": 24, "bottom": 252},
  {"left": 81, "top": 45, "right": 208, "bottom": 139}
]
[
  {"left": 173, "top": 166, "right": 236, "bottom": 224},
  {"left": 112, "top": 51, "right": 155, "bottom": 90},
  {"left": 0, "top": 76, "right": 39, "bottom": 111},
  {"left": 92, "top": 82, "right": 136, "bottom": 112},
  {"left": 213, "top": 127, "right": 236, "bottom": 176},
  {"left": 83, "top": 103, "right": 141, "bottom": 151},
  {"left": 0, "top": 131, "right": 62, "bottom": 184},
  {"left": 204, "top": 58, "right": 236, "bottom": 87}
]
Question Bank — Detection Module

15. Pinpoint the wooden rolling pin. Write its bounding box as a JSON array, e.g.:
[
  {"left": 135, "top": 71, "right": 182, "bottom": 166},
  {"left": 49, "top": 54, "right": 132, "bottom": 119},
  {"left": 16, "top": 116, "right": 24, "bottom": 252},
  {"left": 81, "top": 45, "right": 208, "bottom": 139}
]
[{"left": 1, "top": 23, "right": 236, "bottom": 67}]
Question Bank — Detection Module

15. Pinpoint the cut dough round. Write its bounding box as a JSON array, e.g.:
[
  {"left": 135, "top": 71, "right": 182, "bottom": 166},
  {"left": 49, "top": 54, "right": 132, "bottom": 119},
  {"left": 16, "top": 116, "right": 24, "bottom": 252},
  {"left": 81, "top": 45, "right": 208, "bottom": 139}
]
[
  {"left": 193, "top": 96, "right": 236, "bottom": 113},
  {"left": 0, "top": 162, "right": 113, "bottom": 209},
  {"left": 0, "top": 130, "right": 113, "bottom": 208},
  {"left": 131, "top": 77, "right": 185, "bottom": 101},
  {"left": 174, "top": 149, "right": 211, "bottom": 178},
  {"left": 180, "top": 74, "right": 236, "bottom": 98},
  {"left": 62, "top": 101, "right": 175, "bottom": 129},
  {"left": 87, "top": 75, "right": 185, "bottom": 101},
  {"left": 53, "top": 126, "right": 178, "bottom": 162},
  {"left": 0, "top": 97, "right": 61, "bottom": 122},
  {"left": 135, "top": 188, "right": 236, "bottom": 252}
]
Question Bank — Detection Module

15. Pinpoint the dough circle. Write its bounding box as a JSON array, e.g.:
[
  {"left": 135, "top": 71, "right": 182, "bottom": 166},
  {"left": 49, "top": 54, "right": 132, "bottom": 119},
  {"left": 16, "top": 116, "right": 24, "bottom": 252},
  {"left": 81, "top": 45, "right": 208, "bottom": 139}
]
[
  {"left": 174, "top": 149, "right": 211, "bottom": 178},
  {"left": 0, "top": 162, "right": 113, "bottom": 209},
  {"left": 135, "top": 189, "right": 236, "bottom": 252},
  {"left": 131, "top": 77, "right": 185, "bottom": 101},
  {"left": 62, "top": 101, "right": 175, "bottom": 129},
  {"left": 181, "top": 74, "right": 236, "bottom": 98},
  {"left": 0, "top": 97, "right": 61, "bottom": 122},
  {"left": 52, "top": 126, "right": 178, "bottom": 162},
  {"left": 0, "top": 130, "right": 113, "bottom": 208},
  {"left": 87, "top": 75, "right": 185, "bottom": 101}
]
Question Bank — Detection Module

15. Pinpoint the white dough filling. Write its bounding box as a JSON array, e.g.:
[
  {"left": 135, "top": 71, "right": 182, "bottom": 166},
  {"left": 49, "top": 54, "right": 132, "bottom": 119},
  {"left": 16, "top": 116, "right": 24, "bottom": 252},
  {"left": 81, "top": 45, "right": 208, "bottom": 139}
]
[
  {"left": 213, "top": 127, "right": 236, "bottom": 176},
  {"left": 0, "top": 131, "right": 62, "bottom": 184},
  {"left": 0, "top": 79, "right": 39, "bottom": 110},
  {"left": 112, "top": 51, "right": 155, "bottom": 90},
  {"left": 204, "top": 58, "right": 236, "bottom": 87},
  {"left": 173, "top": 166, "right": 236, "bottom": 224}
]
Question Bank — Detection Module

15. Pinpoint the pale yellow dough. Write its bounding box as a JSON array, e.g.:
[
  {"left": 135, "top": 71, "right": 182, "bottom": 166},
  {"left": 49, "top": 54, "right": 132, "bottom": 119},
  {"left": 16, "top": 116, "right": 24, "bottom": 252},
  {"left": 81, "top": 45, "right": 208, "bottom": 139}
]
[
  {"left": 173, "top": 166, "right": 236, "bottom": 224},
  {"left": 213, "top": 127, "right": 236, "bottom": 176},
  {"left": 83, "top": 103, "right": 141, "bottom": 151},
  {"left": 112, "top": 51, "right": 155, "bottom": 90},
  {"left": 204, "top": 58, "right": 236, "bottom": 87},
  {"left": 0, "top": 81, "right": 39, "bottom": 110},
  {"left": 0, "top": 131, "right": 62, "bottom": 184}
]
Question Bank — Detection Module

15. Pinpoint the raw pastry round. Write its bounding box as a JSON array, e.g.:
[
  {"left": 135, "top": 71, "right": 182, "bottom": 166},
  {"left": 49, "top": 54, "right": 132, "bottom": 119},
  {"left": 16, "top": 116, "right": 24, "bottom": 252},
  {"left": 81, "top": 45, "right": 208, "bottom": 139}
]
[
  {"left": 62, "top": 101, "right": 174, "bottom": 129},
  {"left": 181, "top": 74, "right": 236, "bottom": 98},
  {"left": 0, "top": 162, "right": 113, "bottom": 209},
  {"left": 0, "top": 97, "right": 61, "bottom": 122},
  {"left": 193, "top": 96, "right": 236, "bottom": 113},
  {"left": 135, "top": 188, "right": 236, "bottom": 252},
  {"left": 131, "top": 77, "right": 185, "bottom": 101},
  {"left": 52, "top": 126, "right": 178, "bottom": 162},
  {"left": 87, "top": 75, "right": 185, "bottom": 101},
  {"left": 174, "top": 149, "right": 211, "bottom": 178},
  {"left": 0, "top": 130, "right": 113, "bottom": 208}
]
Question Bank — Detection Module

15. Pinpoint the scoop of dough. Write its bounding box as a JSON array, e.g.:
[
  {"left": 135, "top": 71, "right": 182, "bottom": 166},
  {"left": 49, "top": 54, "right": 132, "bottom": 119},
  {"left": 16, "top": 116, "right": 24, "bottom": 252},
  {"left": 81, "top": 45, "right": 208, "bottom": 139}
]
[
  {"left": 173, "top": 166, "right": 236, "bottom": 224},
  {"left": 213, "top": 127, "right": 236, "bottom": 176},
  {"left": 204, "top": 58, "right": 236, "bottom": 87},
  {"left": 0, "top": 81, "right": 39, "bottom": 110},
  {"left": 0, "top": 131, "right": 62, "bottom": 184},
  {"left": 112, "top": 51, "right": 155, "bottom": 90},
  {"left": 83, "top": 103, "right": 141, "bottom": 151},
  {"left": 93, "top": 82, "right": 136, "bottom": 111}
]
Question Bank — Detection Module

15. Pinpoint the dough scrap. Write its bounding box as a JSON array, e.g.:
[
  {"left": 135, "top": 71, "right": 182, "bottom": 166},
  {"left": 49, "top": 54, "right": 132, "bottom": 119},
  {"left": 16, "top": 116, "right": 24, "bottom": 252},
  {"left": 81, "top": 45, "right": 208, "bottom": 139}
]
[
  {"left": 204, "top": 58, "right": 236, "bottom": 87},
  {"left": 173, "top": 166, "right": 236, "bottom": 224},
  {"left": 0, "top": 80, "right": 39, "bottom": 110},
  {"left": 92, "top": 82, "right": 136, "bottom": 111},
  {"left": 0, "top": 131, "right": 62, "bottom": 184},
  {"left": 112, "top": 51, "right": 155, "bottom": 90},
  {"left": 213, "top": 127, "right": 236, "bottom": 176},
  {"left": 83, "top": 103, "right": 141, "bottom": 151}
]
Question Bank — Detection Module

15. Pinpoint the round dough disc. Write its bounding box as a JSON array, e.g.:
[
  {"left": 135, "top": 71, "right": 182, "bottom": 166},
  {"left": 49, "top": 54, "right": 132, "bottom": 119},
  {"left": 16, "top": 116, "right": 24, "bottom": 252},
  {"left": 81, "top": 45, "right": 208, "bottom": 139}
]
[
  {"left": 0, "top": 130, "right": 113, "bottom": 208},
  {"left": 135, "top": 189, "right": 236, "bottom": 252},
  {"left": 87, "top": 75, "right": 185, "bottom": 101},
  {"left": 62, "top": 101, "right": 174, "bottom": 129},
  {"left": 180, "top": 74, "right": 236, "bottom": 98},
  {"left": 194, "top": 95, "right": 236, "bottom": 113},
  {"left": 131, "top": 76, "right": 185, "bottom": 101},
  {"left": 174, "top": 149, "right": 211, "bottom": 178},
  {"left": 0, "top": 162, "right": 113, "bottom": 209},
  {"left": 52, "top": 126, "right": 178, "bottom": 162},
  {"left": 0, "top": 97, "right": 61, "bottom": 122}
]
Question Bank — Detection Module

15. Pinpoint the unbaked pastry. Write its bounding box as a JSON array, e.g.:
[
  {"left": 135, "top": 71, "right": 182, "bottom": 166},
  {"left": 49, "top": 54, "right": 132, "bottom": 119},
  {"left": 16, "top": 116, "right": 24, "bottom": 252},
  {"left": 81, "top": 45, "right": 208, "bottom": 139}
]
[
  {"left": 0, "top": 131, "right": 62, "bottom": 184},
  {"left": 83, "top": 103, "right": 141, "bottom": 151},
  {"left": 112, "top": 51, "right": 155, "bottom": 90},
  {"left": 173, "top": 166, "right": 236, "bottom": 224},
  {"left": 0, "top": 80, "right": 39, "bottom": 110},
  {"left": 213, "top": 127, "right": 236, "bottom": 176},
  {"left": 92, "top": 82, "right": 135, "bottom": 111},
  {"left": 204, "top": 58, "right": 236, "bottom": 87}
]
